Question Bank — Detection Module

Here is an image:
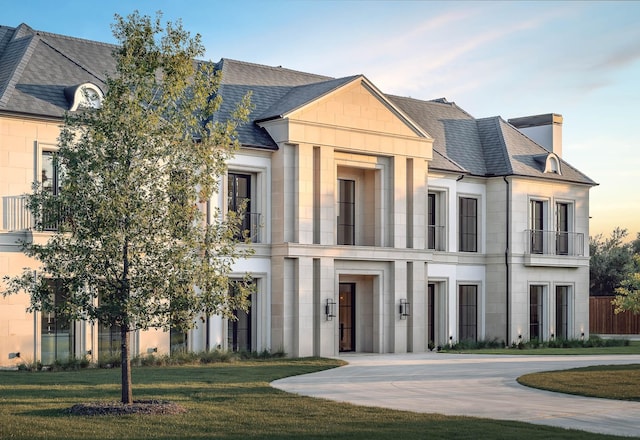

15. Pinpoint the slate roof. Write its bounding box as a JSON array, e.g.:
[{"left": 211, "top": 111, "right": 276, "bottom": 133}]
[
  {"left": 0, "top": 23, "right": 115, "bottom": 118},
  {"left": 389, "top": 95, "right": 596, "bottom": 185},
  {"left": 0, "top": 23, "right": 595, "bottom": 185}
]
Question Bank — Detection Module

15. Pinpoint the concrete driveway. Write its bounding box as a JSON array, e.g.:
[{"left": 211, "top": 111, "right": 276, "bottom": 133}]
[{"left": 271, "top": 353, "right": 640, "bottom": 437}]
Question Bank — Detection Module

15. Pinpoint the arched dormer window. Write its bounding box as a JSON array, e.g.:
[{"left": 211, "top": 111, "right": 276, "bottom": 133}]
[
  {"left": 64, "top": 82, "right": 104, "bottom": 111},
  {"left": 545, "top": 153, "right": 561, "bottom": 175}
]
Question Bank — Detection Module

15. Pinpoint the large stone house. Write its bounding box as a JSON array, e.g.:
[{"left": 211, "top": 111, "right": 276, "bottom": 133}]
[{"left": 0, "top": 23, "right": 596, "bottom": 366}]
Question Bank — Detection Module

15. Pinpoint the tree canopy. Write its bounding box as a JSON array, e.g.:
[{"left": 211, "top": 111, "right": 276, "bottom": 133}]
[
  {"left": 612, "top": 255, "right": 640, "bottom": 315},
  {"left": 2, "top": 11, "right": 253, "bottom": 404},
  {"left": 589, "top": 228, "right": 636, "bottom": 296}
]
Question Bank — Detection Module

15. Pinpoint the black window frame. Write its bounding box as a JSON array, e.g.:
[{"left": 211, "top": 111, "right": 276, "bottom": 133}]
[
  {"left": 458, "top": 285, "right": 478, "bottom": 342},
  {"left": 530, "top": 285, "right": 544, "bottom": 341},
  {"left": 531, "top": 200, "right": 544, "bottom": 254},
  {"left": 337, "top": 179, "right": 355, "bottom": 245},
  {"left": 228, "top": 172, "right": 252, "bottom": 241},
  {"left": 458, "top": 197, "right": 477, "bottom": 252}
]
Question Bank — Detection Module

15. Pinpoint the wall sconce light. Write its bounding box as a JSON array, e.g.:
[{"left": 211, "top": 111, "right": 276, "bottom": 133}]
[
  {"left": 8, "top": 352, "right": 20, "bottom": 359},
  {"left": 399, "top": 299, "right": 411, "bottom": 319},
  {"left": 325, "top": 299, "right": 336, "bottom": 321},
  {"left": 550, "top": 333, "right": 554, "bottom": 340},
  {"left": 518, "top": 334, "right": 522, "bottom": 341},
  {"left": 449, "top": 336, "right": 453, "bottom": 347},
  {"left": 147, "top": 347, "right": 158, "bottom": 354},
  {"left": 581, "top": 332, "right": 585, "bottom": 341},
  {"left": 86, "top": 349, "right": 92, "bottom": 356}
]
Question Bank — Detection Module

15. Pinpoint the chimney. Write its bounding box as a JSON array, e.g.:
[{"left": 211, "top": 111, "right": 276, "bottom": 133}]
[{"left": 508, "top": 113, "right": 563, "bottom": 158}]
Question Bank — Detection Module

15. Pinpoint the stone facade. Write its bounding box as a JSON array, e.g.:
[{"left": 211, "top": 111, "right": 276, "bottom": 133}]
[{"left": 0, "top": 24, "right": 595, "bottom": 366}]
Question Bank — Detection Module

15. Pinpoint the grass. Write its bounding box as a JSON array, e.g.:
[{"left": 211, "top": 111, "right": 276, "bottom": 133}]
[
  {"left": 0, "top": 358, "right": 628, "bottom": 440},
  {"left": 518, "top": 363, "right": 640, "bottom": 401}
]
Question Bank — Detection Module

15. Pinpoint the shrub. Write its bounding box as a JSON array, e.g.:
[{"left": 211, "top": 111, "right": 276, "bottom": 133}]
[
  {"left": 17, "top": 359, "right": 42, "bottom": 371},
  {"left": 49, "top": 357, "right": 91, "bottom": 371}
]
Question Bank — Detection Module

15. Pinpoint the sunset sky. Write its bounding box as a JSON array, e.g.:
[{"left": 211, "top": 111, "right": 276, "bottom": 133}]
[{"left": 4, "top": 0, "right": 639, "bottom": 240}]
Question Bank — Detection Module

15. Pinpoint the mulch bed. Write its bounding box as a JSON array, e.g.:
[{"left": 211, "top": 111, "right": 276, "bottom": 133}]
[{"left": 66, "top": 400, "right": 187, "bottom": 416}]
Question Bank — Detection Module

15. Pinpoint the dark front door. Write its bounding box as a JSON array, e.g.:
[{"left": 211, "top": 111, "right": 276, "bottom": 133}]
[{"left": 339, "top": 283, "right": 356, "bottom": 352}]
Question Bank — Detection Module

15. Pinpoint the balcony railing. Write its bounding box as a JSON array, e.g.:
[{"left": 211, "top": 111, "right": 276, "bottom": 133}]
[
  {"left": 236, "top": 212, "right": 262, "bottom": 244},
  {"left": 524, "top": 229, "right": 584, "bottom": 257},
  {"left": 2, "top": 195, "right": 32, "bottom": 231},
  {"left": 2, "top": 195, "right": 68, "bottom": 232},
  {"left": 427, "top": 224, "right": 446, "bottom": 251}
]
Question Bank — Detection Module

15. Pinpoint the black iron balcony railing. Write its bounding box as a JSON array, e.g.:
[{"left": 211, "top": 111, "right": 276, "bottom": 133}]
[
  {"left": 235, "top": 212, "right": 261, "bottom": 244},
  {"left": 524, "top": 229, "right": 584, "bottom": 256}
]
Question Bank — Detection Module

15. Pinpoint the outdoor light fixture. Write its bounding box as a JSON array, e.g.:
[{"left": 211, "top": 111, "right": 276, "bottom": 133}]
[
  {"left": 399, "top": 299, "right": 411, "bottom": 319},
  {"left": 147, "top": 347, "right": 158, "bottom": 354},
  {"left": 8, "top": 352, "right": 20, "bottom": 359},
  {"left": 581, "top": 332, "right": 585, "bottom": 341},
  {"left": 325, "top": 299, "right": 336, "bottom": 321}
]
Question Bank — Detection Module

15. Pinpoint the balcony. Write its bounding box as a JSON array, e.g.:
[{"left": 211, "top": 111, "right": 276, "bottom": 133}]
[
  {"left": 2, "top": 195, "right": 68, "bottom": 232},
  {"left": 523, "top": 229, "right": 586, "bottom": 267},
  {"left": 236, "top": 212, "right": 262, "bottom": 244},
  {"left": 3, "top": 195, "right": 32, "bottom": 231},
  {"left": 427, "top": 224, "right": 446, "bottom": 251}
]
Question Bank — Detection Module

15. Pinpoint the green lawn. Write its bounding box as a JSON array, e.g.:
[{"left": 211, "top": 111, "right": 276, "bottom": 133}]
[
  {"left": 518, "top": 363, "right": 640, "bottom": 401},
  {"left": 0, "top": 358, "right": 629, "bottom": 440}
]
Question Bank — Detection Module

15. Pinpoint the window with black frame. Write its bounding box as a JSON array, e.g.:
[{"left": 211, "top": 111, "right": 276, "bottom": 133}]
[
  {"left": 228, "top": 173, "right": 252, "bottom": 241},
  {"left": 41, "top": 279, "right": 74, "bottom": 365},
  {"left": 556, "top": 203, "right": 569, "bottom": 255},
  {"left": 337, "top": 179, "right": 355, "bottom": 245},
  {"left": 458, "top": 285, "right": 477, "bottom": 342},
  {"left": 459, "top": 197, "right": 477, "bottom": 252}
]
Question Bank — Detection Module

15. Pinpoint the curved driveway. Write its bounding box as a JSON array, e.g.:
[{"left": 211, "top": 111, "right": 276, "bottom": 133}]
[{"left": 272, "top": 353, "right": 640, "bottom": 437}]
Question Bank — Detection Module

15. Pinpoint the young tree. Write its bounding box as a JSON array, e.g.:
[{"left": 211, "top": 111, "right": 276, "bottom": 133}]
[
  {"left": 613, "top": 255, "right": 640, "bottom": 314},
  {"left": 2, "top": 12, "right": 253, "bottom": 404},
  {"left": 589, "top": 227, "right": 634, "bottom": 296}
]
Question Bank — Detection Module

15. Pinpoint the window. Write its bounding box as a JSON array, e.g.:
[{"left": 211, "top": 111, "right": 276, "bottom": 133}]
[
  {"left": 41, "top": 151, "right": 62, "bottom": 196},
  {"left": 170, "top": 328, "right": 188, "bottom": 354},
  {"left": 227, "top": 280, "right": 253, "bottom": 352},
  {"left": 530, "top": 200, "right": 544, "bottom": 254},
  {"left": 556, "top": 203, "right": 569, "bottom": 255},
  {"left": 530, "top": 285, "right": 544, "bottom": 341},
  {"left": 459, "top": 197, "right": 477, "bottom": 252},
  {"left": 458, "top": 285, "right": 477, "bottom": 342},
  {"left": 428, "top": 283, "right": 435, "bottom": 346},
  {"left": 41, "top": 279, "right": 74, "bottom": 365},
  {"left": 98, "top": 322, "right": 121, "bottom": 359},
  {"left": 555, "top": 286, "right": 569, "bottom": 340},
  {"left": 337, "top": 179, "right": 355, "bottom": 245},
  {"left": 228, "top": 173, "right": 253, "bottom": 242}
]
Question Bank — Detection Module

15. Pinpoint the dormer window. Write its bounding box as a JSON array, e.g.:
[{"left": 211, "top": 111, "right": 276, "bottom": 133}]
[
  {"left": 545, "top": 153, "right": 561, "bottom": 174},
  {"left": 64, "top": 82, "right": 104, "bottom": 111}
]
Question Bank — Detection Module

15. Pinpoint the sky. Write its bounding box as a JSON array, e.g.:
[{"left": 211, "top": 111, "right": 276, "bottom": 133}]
[{"left": 4, "top": 0, "right": 640, "bottom": 240}]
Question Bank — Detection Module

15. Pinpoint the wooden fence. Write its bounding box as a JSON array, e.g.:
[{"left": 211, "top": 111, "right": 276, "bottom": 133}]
[{"left": 589, "top": 296, "right": 640, "bottom": 334}]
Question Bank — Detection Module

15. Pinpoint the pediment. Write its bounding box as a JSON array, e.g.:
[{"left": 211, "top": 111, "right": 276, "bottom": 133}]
[{"left": 287, "top": 77, "right": 428, "bottom": 139}]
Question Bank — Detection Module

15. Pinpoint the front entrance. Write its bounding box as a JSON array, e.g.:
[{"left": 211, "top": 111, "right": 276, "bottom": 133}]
[{"left": 339, "top": 283, "right": 356, "bottom": 352}]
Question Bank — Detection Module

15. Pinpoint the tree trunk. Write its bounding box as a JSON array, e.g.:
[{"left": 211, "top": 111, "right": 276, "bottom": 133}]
[{"left": 121, "top": 326, "right": 133, "bottom": 404}]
